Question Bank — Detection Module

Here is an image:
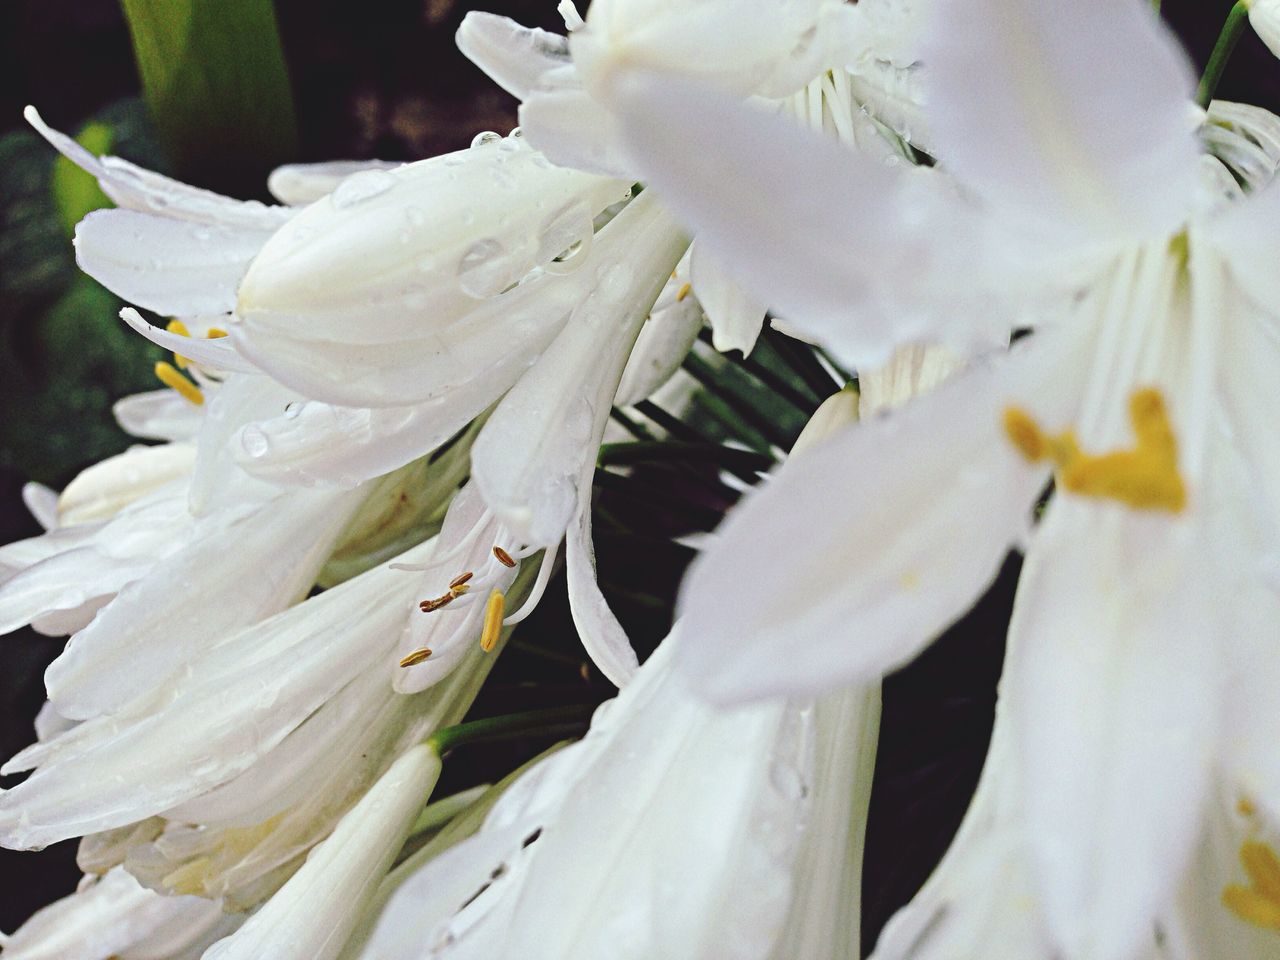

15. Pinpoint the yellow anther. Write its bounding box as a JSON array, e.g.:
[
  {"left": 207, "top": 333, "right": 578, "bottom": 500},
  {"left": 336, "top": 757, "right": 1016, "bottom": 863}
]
[
  {"left": 205, "top": 327, "right": 228, "bottom": 339},
  {"left": 399, "top": 647, "right": 433, "bottom": 667},
  {"left": 1001, "top": 387, "right": 1185, "bottom": 513},
  {"left": 1224, "top": 841, "right": 1280, "bottom": 930},
  {"left": 165, "top": 318, "right": 191, "bottom": 337},
  {"left": 492, "top": 546, "right": 517, "bottom": 568},
  {"left": 675, "top": 282, "right": 692, "bottom": 302},
  {"left": 154, "top": 361, "right": 203, "bottom": 406},
  {"left": 480, "top": 590, "right": 505, "bottom": 652}
]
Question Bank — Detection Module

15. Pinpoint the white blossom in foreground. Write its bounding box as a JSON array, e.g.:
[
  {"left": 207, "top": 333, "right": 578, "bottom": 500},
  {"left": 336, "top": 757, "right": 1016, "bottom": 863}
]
[
  {"left": 351, "top": 635, "right": 878, "bottom": 960},
  {"left": 0, "top": 866, "right": 240, "bottom": 960},
  {"left": 202, "top": 744, "right": 442, "bottom": 960},
  {"left": 601, "top": 0, "right": 1280, "bottom": 955}
]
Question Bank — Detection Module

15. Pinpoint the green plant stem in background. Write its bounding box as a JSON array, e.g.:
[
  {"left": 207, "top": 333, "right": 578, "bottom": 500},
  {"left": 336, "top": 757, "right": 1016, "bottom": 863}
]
[
  {"left": 427, "top": 705, "right": 596, "bottom": 756},
  {"left": 120, "top": 0, "right": 297, "bottom": 193},
  {"left": 1198, "top": 0, "right": 1252, "bottom": 108}
]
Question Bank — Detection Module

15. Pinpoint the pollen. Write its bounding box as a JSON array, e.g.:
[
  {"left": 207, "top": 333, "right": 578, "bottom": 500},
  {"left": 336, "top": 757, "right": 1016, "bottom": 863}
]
[
  {"left": 449, "top": 571, "right": 474, "bottom": 590},
  {"left": 1001, "top": 387, "right": 1185, "bottom": 513},
  {"left": 205, "top": 327, "right": 228, "bottom": 339},
  {"left": 675, "top": 281, "right": 692, "bottom": 302},
  {"left": 154, "top": 361, "right": 204, "bottom": 406},
  {"left": 1224, "top": 841, "right": 1280, "bottom": 931},
  {"left": 480, "top": 590, "right": 505, "bottom": 652},
  {"left": 492, "top": 546, "right": 517, "bottom": 568},
  {"left": 399, "top": 647, "right": 433, "bottom": 667}
]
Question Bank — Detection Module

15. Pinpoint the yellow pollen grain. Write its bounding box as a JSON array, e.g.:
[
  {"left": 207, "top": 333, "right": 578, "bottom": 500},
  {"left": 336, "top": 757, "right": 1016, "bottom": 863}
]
[
  {"left": 154, "top": 361, "right": 203, "bottom": 406},
  {"left": 399, "top": 647, "right": 433, "bottom": 667},
  {"left": 1224, "top": 841, "right": 1280, "bottom": 930},
  {"left": 675, "top": 282, "right": 692, "bottom": 302},
  {"left": 165, "top": 318, "right": 191, "bottom": 337},
  {"left": 1240, "top": 797, "right": 1259, "bottom": 818},
  {"left": 1001, "top": 387, "right": 1185, "bottom": 513},
  {"left": 492, "top": 546, "right": 517, "bottom": 568},
  {"left": 205, "top": 327, "right": 228, "bottom": 339},
  {"left": 480, "top": 590, "right": 505, "bottom": 652}
]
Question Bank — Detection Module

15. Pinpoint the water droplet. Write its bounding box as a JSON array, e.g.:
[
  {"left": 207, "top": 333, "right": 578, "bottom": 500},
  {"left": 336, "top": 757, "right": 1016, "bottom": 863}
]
[
  {"left": 538, "top": 201, "right": 594, "bottom": 275},
  {"left": 330, "top": 169, "right": 397, "bottom": 209},
  {"left": 283, "top": 401, "right": 302, "bottom": 420},
  {"left": 241, "top": 425, "right": 271, "bottom": 458},
  {"left": 471, "top": 130, "right": 503, "bottom": 148},
  {"left": 457, "top": 238, "right": 519, "bottom": 299}
]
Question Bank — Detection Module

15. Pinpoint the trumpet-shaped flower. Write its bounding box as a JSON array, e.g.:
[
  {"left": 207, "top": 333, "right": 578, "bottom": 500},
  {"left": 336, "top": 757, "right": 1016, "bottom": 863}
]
[
  {"left": 352, "top": 634, "right": 879, "bottom": 960},
  {"left": 600, "top": 0, "right": 1280, "bottom": 956}
]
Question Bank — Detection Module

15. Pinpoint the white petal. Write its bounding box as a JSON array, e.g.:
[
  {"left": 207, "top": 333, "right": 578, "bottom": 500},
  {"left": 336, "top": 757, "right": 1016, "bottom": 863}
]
[
  {"left": 456, "top": 12, "right": 570, "bottom": 100},
  {"left": 235, "top": 140, "right": 630, "bottom": 405},
  {"left": 1008, "top": 500, "right": 1220, "bottom": 960},
  {"left": 613, "top": 265, "right": 703, "bottom": 406},
  {"left": 202, "top": 745, "right": 441, "bottom": 960},
  {"left": 74, "top": 209, "right": 270, "bottom": 316},
  {"left": 691, "top": 242, "right": 766, "bottom": 355},
  {"left": 675, "top": 333, "right": 1079, "bottom": 704},
  {"left": 57, "top": 441, "right": 196, "bottom": 526},
  {"left": 120, "top": 307, "right": 258, "bottom": 374},
  {"left": 1208, "top": 178, "right": 1280, "bottom": 318},
  {"left": 25, "top": 106, "right": 291, "bottom": 232},
  {"left": 21, "top": 483, "right": 59, "bottom": 531},
  {"left": 610, "top": 70, "right": 1005, "bottom": 367},
  {"left": 564, "top": 491, "right": 638, "bottom": 687},
  {"left": 470, "top": 191, "right": 687, "bottom": 546},
  {"left": 114, "top": 388, "right": 205, "bottom": 441},
  {"left": 0, "top": 866, "right": 237, "bottom": 960},
  {"left": 920, "top": 0, "right": 1200, "bottom": 244},
  {"left": 44, "top": 485, "right": 361, "bottom": 720},
  {"left": 267, "top": 160, "right": 402, "bottom": 206},
  {"left": 0, "top": 543, "right": 432, "bottom": 846},
  {"left": 519, "top": 84, "right": 635, "bottom": 179}
]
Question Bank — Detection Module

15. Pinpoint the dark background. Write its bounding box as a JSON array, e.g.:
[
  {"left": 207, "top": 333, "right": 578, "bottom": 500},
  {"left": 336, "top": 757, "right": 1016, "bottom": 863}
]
[{"left": 0, "top": 0, "right": 1276, "bottom": 947}]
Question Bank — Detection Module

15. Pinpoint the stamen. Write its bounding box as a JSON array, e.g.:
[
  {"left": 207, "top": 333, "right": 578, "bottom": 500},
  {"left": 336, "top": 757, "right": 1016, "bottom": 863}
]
[
  {"left": 675, "top": 282, "right": 692, "bottom": 302},
  {"left": 1225, "top": 842, "right": 1280, "bottom": 930},
  {"left": 419, "top": 593, "right": 457, "bottom": 613},
  {"left": 492, "top": 546, "right": 517, "bottom": 568},
  {"left": 399, "top": 647, "right": 433, "bottom": 668},
  {"left": 1001, "top": 387, "right": 1185, "bottom": 513},
  {"left": 205, "top": 327, "right": 229, "bottom": 339},
  {"left": 449, "top": 571, "right": 474, "bottom": 590},
  {"left": 480, "top": 590, "right": 505, "bottom": 652},
  {"left": 154, "top": 361, "right": 204, "bottom": 406}
]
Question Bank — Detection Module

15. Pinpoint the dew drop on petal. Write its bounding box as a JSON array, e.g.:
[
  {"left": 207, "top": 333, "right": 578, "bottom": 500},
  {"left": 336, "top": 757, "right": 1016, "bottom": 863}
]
[
  {"left": 241, "top": 425, "right": 271, "bottom": 458},
  {"left": 471, "top": 130, "right": 503, "bottom": 149},
  {"left": 457, "top": 238, "right": 518, "bottom": 299}
]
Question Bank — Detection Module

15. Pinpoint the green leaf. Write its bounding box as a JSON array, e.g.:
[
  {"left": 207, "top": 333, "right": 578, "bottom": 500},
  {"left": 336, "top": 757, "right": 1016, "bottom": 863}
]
[
  {"left": 51, "top": 122, "right": 114, "bottom": 238},
  {"left": 120, "top": 0, "right": 298, "bottom": 193}
]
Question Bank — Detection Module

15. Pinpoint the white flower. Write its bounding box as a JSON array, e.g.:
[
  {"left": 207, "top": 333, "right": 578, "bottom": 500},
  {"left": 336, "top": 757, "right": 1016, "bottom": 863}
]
[
  {"left": 0, "top": 866, "right": 240, "bottom": 960},
  {"left": 352, "top": 634, "right": 879, "bottom": 960},
  {"left": 0, "top": 536, "right": 499, "bottom": 919},
  {"left": 600, "top": 0, "right": 1280, "bottom": 956},
  {"left": 457, "top": 0, "right": 922, "bottom": 353},
  {"left": 1249, "top": 0, "right": 1280, "bottom": 61},
  {"left": 202, "top": 744, "right": 442, "bottom": 960}
]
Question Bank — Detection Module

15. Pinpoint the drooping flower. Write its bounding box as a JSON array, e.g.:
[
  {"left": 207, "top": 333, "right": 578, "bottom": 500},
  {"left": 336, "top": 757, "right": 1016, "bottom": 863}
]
[{"left": 597, "top": 0, "right": 1280, "bottom": 955}]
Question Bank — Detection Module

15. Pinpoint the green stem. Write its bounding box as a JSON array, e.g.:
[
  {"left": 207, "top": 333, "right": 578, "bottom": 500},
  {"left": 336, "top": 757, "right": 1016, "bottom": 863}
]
[
  {"left": 1197, "top": 0, "right": 1251, "bottom": 108},
  {"left": 427, "top": 705, "right": 595, "bottom": 755}
]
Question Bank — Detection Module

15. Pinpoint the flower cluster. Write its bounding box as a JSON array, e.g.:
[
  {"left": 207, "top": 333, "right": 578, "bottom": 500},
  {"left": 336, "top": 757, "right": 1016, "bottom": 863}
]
[{"left": 4, "top": 0, "right": 1280, "bottom": 958}]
